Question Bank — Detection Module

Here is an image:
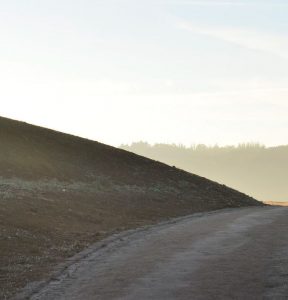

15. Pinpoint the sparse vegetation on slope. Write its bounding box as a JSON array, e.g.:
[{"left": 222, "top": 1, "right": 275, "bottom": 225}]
[{"left": 0, "top": 117, "right": 261, "bottom": 299}]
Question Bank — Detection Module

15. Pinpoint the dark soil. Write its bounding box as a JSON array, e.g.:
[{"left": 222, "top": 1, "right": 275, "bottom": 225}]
[{"left": 0, "top": 116, "right": 262, "bottom": 299}]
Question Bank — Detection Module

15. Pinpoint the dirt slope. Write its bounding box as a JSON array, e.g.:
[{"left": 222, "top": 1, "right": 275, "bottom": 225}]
[{"left": 0, "top": 116, "right": 261, "bottom": 299}]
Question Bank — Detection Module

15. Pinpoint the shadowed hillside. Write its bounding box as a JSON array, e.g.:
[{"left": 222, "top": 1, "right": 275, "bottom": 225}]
[
  {"left": 120, "top": 142, "right": 288, "bottom": 202},
  {"left": 0, "top": 117, "right": 261, "bottom": 298}
]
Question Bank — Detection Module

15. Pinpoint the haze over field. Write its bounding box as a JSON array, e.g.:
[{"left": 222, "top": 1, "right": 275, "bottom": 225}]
[
  {"left": 121, "top": 142, "right": 288, "bottom": 203},
  {"left": 1, "top": 0, "right": 288, "bottom": 147}
]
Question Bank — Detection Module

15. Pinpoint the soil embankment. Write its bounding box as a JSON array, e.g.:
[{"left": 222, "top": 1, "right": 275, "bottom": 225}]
[{"left": 0, "top": 116, "right": 261, "bottom": 298}]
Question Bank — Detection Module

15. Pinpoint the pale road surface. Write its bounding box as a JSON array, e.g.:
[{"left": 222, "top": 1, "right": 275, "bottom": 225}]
[{"left": 28, "top": 206, "right": 288, "bottom": 300}]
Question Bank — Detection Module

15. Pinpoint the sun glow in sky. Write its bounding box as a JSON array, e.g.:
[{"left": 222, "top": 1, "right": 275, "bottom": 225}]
[{"left": 1, "top": 0, "right": 288, "bottom": 146}]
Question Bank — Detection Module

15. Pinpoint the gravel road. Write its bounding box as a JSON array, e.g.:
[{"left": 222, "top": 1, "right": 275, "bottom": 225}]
[{"left": 22, "top": 206, "right": 288, "bottom": 300}]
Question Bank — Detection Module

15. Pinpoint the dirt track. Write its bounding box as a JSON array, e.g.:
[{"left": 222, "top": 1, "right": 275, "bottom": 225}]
[{"left": 18, "top": 206, "right": 288, "bottom": 300}]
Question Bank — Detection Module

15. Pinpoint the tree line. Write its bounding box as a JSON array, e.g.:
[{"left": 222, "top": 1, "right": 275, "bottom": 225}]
[{"left": 120, "top": 142, "right": 288, "bottom": 202}]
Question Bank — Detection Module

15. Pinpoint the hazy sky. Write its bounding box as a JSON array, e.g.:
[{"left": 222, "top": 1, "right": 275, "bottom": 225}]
[{"left": 1, "top": 0, "right": 288, "bottom": 146}]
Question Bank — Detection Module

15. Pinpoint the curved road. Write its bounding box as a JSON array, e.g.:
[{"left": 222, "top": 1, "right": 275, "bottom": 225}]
[{"left": 28, "top": 206, "right": 288, "bottom": 300}]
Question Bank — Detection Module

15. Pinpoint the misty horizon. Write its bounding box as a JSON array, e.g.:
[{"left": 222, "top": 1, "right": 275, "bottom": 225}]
[
  {"left": 120, "top": 141, "right": 288, "bottom": 149},
  {"left": 2, "top": 1, "right": 288, "bottom": 298},
  {"left": 121, "top": 141, "right": 288, "bottom": 203}
]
